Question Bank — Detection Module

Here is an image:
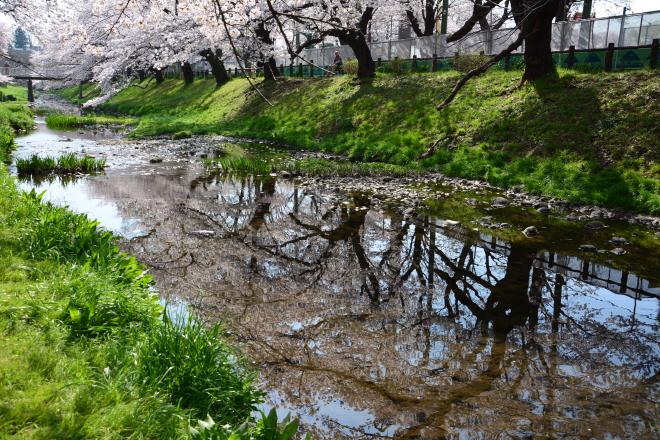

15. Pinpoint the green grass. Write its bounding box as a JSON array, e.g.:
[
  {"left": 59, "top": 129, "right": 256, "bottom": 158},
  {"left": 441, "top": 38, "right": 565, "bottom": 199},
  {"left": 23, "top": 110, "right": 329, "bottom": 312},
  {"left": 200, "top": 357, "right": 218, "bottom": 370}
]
[
  {"left": 16, "top": 153, "right": 106, "bottom": 175},
  {"left": 0, "top": 93, "right": 33, "bottom": 163},
  {"left": 59, "top": 70, "right": 660, "bottom": 213},
  {"left": 56, "top": 82, "right": 102, "bottom": 105},
  {"left": 0, "top": 84, "right": 29, "bottom": 101},
  {"left": 206, "top": 155, "right": 417, "bottom": 178},
  {"left": 46, "top": 112, "right": 136, "bottom": 130}
]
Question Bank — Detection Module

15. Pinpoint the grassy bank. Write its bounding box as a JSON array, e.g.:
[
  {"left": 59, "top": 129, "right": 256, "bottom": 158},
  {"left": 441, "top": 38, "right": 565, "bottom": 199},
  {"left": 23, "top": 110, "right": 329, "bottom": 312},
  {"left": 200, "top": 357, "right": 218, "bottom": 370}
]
[
  {"left": 46, "top": 112, "right": 136, "bottom": 130},
  {"left": 0, "top": 86, "right": 33, "bottom": 163},
  {"left": 64, "top": 70, "right": 659, "bottom": 213},
  {"left": 0, "top": 98, "right": 301, "bottom": 438}
]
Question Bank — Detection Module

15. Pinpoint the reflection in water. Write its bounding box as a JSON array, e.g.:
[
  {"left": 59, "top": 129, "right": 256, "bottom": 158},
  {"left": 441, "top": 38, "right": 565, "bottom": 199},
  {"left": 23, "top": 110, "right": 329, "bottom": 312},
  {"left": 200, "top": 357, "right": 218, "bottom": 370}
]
[{"left": 16, "top": 154, "right": 659, "bottom": 439}]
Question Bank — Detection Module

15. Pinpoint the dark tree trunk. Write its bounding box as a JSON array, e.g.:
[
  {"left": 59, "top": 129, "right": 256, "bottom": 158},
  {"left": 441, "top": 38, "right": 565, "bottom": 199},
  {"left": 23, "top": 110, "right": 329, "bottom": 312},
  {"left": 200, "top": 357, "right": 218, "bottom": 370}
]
[
  {"left": 137, "top": 69, "right": 146, "bottom": 81},
  {"left": 515, "top": 0, "right": 559, "bottom": 81},
  {"left": 255, "top": 22, "right": 278, "bottom": 82},
  {"left": 328, "top": 29, "right": 375, "bottom": 78},
  {"left": 181, "top": 62, "right": 194, "bottom": 84},
  {"left": 554, "top": 0, "right": 575, "bottom": 21},
  {"left": 153, "top": 69, "right": 164, "bottom": 84},
  {"left": 406, "top": 1, "right": 438, "bottom": 37},
  {"left": 262, "top": 57, "right": 278, "bottom": 81},
  {"left": 201, "top": 49, "right": 230, "bottom": 86}
]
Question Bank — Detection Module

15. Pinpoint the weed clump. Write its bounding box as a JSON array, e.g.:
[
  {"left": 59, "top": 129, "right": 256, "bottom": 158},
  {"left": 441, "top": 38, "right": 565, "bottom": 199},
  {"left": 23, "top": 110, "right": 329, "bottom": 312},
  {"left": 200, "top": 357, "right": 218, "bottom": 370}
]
[{"left": 172, "top": 130, "right": 192, "bottom": 140}]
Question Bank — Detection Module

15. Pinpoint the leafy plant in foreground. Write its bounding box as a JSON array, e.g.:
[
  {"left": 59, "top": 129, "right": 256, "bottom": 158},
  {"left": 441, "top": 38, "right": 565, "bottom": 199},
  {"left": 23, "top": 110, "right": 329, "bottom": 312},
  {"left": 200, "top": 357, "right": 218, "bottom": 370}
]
[{"left": 137, "top": 317, "right": 263, "bottom": 425}]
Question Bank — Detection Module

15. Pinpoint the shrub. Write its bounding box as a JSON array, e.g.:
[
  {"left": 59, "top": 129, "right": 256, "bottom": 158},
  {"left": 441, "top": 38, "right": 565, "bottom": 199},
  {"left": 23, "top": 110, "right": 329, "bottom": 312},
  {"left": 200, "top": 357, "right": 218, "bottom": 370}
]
[
  {"left": 453, "top": 53, "right": 491, "bottom": 72},
  {"left": 343, "top": 59, "right": 359, "bottom": 75}
]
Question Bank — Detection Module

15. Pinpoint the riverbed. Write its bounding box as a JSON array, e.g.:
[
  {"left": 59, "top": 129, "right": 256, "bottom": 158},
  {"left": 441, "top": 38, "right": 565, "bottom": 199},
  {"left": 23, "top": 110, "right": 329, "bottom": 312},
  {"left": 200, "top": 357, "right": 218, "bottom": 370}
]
[{"left": 14, "top": 108, "right": 659, "bottom": 439}]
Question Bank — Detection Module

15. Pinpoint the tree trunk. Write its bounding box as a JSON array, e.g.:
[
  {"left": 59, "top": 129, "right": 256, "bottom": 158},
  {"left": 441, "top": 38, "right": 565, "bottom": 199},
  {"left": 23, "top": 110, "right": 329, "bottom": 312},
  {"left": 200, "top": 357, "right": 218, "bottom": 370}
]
[
  {"left": 153, "top": 69, "right": 164, "bottom": 84},
  {"left": 201, "top": 49, "right": 230, "bottom": 86},
  {"left": 263, "top": 56, "right": 278, "bottom": 82},
  {"left": 330, "top": 30, "right": 375, "bottom": 78},
  {"left": 182, "top": 62, "right": 194, "bottom": 84},
  {"left": 519, "top": 0, "right": 558, "bottom": 81}
]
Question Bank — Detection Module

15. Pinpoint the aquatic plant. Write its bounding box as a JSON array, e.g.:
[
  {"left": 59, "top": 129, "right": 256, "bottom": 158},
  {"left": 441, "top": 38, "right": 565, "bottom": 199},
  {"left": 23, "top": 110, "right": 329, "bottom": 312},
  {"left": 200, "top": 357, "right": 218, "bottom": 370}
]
[
  {"left": 207, "top": 156, "right": 275, "bottom": 175},
  {"left": 16, "top": 153, "right": 106, "bottom": 175}
]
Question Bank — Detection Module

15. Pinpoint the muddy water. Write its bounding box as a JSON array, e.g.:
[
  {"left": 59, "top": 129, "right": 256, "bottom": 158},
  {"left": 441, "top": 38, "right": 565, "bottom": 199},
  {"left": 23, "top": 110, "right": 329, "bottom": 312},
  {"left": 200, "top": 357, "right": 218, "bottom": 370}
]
[{"left": 14, "top": 117, "right": 659, "bottom": 439}]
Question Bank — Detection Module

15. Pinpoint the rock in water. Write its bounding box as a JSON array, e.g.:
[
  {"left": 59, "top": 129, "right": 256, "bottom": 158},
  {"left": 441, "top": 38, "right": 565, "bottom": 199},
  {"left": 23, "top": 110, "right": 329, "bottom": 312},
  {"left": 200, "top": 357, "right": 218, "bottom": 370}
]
[
  {"left": 585, "top": 221, "right": 605, "bottom": 230},
  {"left": 523, "top": 226, "right": 539, "bottom": 237},
  {"left": 578, "top": 244, "right": 597, "bottom": 252},
  {"left": 610, "top": 247, "right": 627, "bottom": 255},
  {"left": 492, "top": 197, "right": 509, "bottom": 207},
  {"left": 610, "top": 236, "right": 629, "bottom": 245}
]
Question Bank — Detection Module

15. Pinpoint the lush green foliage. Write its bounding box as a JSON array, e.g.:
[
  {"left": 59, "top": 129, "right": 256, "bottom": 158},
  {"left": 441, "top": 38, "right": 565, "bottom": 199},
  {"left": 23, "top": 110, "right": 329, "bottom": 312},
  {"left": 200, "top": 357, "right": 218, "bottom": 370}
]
[
  {"left": 46, "top": 112, "right": 135, "bottom": 130},
  {"left": 16, "top": 153, "right": 106, "bottom": 174},
  {"left": 66, "top": 70, "right": 660, "bottom": 212}
]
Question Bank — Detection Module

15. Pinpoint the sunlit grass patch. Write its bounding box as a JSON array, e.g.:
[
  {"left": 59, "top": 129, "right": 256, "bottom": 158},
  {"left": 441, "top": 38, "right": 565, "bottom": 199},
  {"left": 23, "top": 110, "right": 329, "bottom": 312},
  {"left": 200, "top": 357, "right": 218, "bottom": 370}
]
[{"left": 45, "top": 113, "right": 136, "bottom": 130}]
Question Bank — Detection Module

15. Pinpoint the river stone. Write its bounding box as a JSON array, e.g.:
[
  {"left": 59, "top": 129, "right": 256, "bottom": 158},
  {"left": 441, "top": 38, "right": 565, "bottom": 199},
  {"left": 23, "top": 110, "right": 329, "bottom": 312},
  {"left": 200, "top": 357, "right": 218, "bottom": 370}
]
[
  {"left": 190, "top": 230, "right": 215, "bottom": 237},
  {"left": 585, "top": 221, "right": 606, "bottom": 230},
  {"left": 537, "top": 206, "right": 551, "bottom": 214},
  {"left": 566, "top": 213, "right": 580, "bottom": 221},
  {"left": 610, "top": 247, "right": 627, "bottom": 255},
  {"left": 578, "top": 244, "right": 597, "bottom": 252},
  {"left": 610, "top": 236, "right": 629, "bottom": 245},
  {"left": 492, "top": 197, "right": 509, "bottom": 207},
  {"left": 523, "top": 226, "right": 539, "bottom": 237},
  {"left": 149, "top": 157, "right": 163, "bottom": 163}
]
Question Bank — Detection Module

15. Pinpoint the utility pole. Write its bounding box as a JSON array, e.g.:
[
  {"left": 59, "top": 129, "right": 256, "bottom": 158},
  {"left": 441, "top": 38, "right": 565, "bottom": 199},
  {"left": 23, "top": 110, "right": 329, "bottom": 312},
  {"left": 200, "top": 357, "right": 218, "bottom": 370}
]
[{"left": 441, "top": 0, "right": 449, "bottom": 34}]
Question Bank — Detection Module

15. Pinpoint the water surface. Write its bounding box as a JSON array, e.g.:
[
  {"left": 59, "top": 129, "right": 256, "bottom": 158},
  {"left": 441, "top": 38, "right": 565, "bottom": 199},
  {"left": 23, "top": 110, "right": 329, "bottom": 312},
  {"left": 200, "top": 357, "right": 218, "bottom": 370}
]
[{"left": 14, "top": 117, "right": 659, "bottom": 439}]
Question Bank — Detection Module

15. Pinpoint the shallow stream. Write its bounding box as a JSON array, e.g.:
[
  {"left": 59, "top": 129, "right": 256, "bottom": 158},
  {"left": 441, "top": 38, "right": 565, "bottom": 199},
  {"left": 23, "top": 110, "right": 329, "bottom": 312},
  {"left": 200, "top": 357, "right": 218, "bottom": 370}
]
[{"left": 13, "top": 107, "right": 659, "bottom": 439}]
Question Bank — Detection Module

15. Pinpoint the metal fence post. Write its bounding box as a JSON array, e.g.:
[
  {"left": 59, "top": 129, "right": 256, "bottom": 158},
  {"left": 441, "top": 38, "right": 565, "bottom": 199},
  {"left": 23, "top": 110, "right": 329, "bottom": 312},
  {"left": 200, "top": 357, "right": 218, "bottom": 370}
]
[
  {"left": 567, "top": 45, "right": 576, "bottom": 68},
  {"left": 432, "top": 53, "right": 438, "bottom": 72},
  {"left": 651, "top": 38, "right": 659, "bottom": 69},
  {"left": 605, "top": 42, "right": 615, "bottom": 71}
]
